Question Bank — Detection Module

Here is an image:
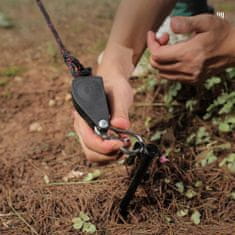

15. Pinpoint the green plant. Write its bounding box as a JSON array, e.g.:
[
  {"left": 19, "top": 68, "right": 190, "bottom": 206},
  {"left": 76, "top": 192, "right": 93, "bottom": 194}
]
[
  {"left": 72, "top": 212, "right": 96, "bottom": 234},
  {"left": 150, "top": 130, "right": 166, "bottom": 141},
  {"left": 191, "top": 210, "right": 201, "bottom": 225},
  {"left": 219, "top": 153, "right": 235, "bottom": 174},
  {"left": 83, "top": 169, "right": 102, "bottom": 182},
  {"left": 0, "top": 66, "right": 23, "bottom": 77},
  {"left": 198, "top": 150, "right": 217, "bottom": 167},
  {"left": 216, "top": 115, "right": 235, "bottom": 133},
  {"left": 187, "top": 127, "right": 211, "bottom": 146},
  {"left": 204, "top": 76, "right": 221, "bottom": 90},
  {"left": 204, "top": 92, "right": 235, "bottom": 120},
  {"left": 136, "top": 75, "right": 157, "bottom": 93},
  {"left": 164, "top": 82, "right": 182, "bottom": 109},
  {"left": 186, "top": 99, "right": 198, "bottom": 112},
  {"left": 226, "top": 67, "right": 235, "bottom": 80},
  {"left": 0, "top": 12, "right": 14, "bottom": 28}
]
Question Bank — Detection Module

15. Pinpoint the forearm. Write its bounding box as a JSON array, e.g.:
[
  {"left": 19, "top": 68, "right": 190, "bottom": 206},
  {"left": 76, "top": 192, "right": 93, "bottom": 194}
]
[
  {"left": 98, "top": 0, "right": 176, "bottom": 78},
  {"left": 227, "top": 27, "right": 235, "bottom": 66}
]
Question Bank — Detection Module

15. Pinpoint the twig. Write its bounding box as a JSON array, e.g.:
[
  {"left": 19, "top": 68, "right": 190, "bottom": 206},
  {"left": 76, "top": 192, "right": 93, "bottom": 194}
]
[
  {"left": 7, "top": 195, "right": 39, "bottom": 235},
  {"left": 0, "top": 212, "right": 22, "bottom": 217},
  {"left": 135, "top": 102, "right": 166, "bottom": 107},
  {"left": 46, "top": 177, "right": 126, "bottom": 187},
  {"left": 135, "top": 102, "right": 180, "bottom": 107}
]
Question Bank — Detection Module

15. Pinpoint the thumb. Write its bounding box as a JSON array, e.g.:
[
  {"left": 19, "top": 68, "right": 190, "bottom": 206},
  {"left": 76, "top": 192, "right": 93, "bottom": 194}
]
[
  {"left": 111, "top": 102, "right": 130, "bottom": 130},
  {"left": 147, "top": 31, "right": 161, "bottom": 56},
  {"left": 108, "top": 91, "right": 131, "bottom": 130},
  {"left": 171, "top": 15, "right": 212, "bottom": 34}
]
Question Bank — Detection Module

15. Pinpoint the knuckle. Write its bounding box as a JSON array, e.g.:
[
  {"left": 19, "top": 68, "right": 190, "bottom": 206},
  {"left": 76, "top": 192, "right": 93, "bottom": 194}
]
[{"left": 150, "top": 58, "right": 157, "bottom": 68}]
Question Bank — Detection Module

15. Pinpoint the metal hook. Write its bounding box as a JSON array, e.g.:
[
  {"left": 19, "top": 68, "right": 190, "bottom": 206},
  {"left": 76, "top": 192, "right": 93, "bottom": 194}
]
[{"left": 94, "top": 126, "right": 145, "bottom": 156}]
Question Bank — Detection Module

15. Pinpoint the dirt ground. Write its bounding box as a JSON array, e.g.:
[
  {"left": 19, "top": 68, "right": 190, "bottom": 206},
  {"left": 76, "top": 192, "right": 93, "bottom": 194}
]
[{"left": 0, "top": 0, "right": 235, "bottom": 234}]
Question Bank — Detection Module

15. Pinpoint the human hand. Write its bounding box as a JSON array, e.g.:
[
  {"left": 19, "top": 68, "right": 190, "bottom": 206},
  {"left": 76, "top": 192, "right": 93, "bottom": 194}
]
[
  {"left": 73, "top": 72, "right": 133, "bottom": 162},
  {"left": 147, "top": 15, "right": 235, "bottom": 83}
]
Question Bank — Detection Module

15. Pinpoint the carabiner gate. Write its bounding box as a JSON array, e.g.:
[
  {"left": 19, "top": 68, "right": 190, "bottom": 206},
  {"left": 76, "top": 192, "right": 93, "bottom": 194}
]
[{"left": 94, "top": 126, "right": 145, "bottom": 156}]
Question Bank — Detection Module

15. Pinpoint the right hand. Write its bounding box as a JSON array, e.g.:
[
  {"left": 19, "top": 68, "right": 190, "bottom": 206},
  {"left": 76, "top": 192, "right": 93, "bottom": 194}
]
[{"left": 73, "top": 73, "right": 133, "bottom": 162}]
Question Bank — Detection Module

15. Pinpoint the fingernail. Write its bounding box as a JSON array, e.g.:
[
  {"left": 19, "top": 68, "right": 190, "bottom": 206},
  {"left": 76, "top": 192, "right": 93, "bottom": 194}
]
[{"left": 123, "top": 137, "right": 130, "bottom": 144}]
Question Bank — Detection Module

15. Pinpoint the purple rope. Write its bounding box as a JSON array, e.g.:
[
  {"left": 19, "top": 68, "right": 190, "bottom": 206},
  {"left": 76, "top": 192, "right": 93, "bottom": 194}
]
[{"left": 35, "top": 0, "right": 91, "bottom": 77}]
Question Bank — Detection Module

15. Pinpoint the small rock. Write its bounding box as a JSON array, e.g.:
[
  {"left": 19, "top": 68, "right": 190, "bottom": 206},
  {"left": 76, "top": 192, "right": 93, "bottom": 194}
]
[
  {"left": 63, "top": 169, "right": 84, "bottom": 182},
  {"left": 65, "top": 93, "right": 72, "bottom": 102},
  {"left": 14, "top": 76, "right": 23, "bottom": 82},
  {"left": 29, "top": 122, "right": 42, "bottom": 132},
  {"left": 48, "top": 99, "right": 56, "bottom": 107},
  {"left": 55, "top": 96, "right": 64, "bottom": 106}
]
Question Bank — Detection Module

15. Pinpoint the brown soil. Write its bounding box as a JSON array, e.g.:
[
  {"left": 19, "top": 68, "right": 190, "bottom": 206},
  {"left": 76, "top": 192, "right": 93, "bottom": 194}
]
[{"left": 0, "top": 0, "right": 235, "bottom": 234}]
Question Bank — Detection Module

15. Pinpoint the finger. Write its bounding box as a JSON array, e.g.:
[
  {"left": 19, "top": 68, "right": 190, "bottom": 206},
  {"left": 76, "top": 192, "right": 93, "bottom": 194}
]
[
  {"left": 150, "top": 58, "right": 196, "bottom": 77},
  {"left": 159, "top": 71, "right": 197, "bottom": 83},
  {"left": 74, "top": 111, "right": 124, "bottom": 155},
  {"left": 152, "top": 43, "right": 185, "bottom": 62},
  {"left": 171, "top": 15, "right": 216, "bottom": 34},
  {"left": 147, "top": 31, "right": 161, "bottom": 55},
  {"left": 157, "top": 33, "right": 169, "bottom": 45},
  {"left": 79, "top": 136, "right": 119, "bottom": 162},
  {"left": 106, "top": 87, "right": 131, "bottom": 130},
  {"left": 150, "top": 57, "right": 182, "bottom": 71}
]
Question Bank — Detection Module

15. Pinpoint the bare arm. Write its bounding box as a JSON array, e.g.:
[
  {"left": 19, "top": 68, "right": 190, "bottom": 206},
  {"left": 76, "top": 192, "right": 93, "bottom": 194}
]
[
  {"left": 98, "top": 0, "right": 176, "bottom": 78},
  {"left": 75, "top": 0, "right": 176, "bottom": 162},
  {"left": 147, "top": 15, "right": 235, "bottom": 83}
]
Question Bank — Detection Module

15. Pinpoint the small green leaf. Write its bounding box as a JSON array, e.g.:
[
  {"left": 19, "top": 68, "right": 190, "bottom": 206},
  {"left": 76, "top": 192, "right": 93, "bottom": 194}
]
[
  {"left": 186, "top": 133, "right": 196, "bottom": 145},
  {"left": 228, "top": 162, "right": 235, "bottom": 174},
  {"left": 219, "top": 100, "right": 235, "bottom": 114},
  {"left": 82, "top": 222, "right": 97, "bottom": 234},
  {"left": 165, "top": 216, "right": 172, "bottom": 223},
  {"left": 150, "top": 130, "right": 166, "bottom": 141},
  {"left": 83, "top": 169, "right": 102, "bottom": 182},
  {"left": 0, "top": 12, "right": 14, "bottom": 28},
  {"left": 226, "top": 67, "right": 235, "bottom": 79},
  {"left": 220, "top": 153, "right": 235, "bottom": 174},
  {"left": 43, "top": 175, "right": 50, "bottom": 184},
  {"left": 185, "top": 189, "right": 197, "bottom": 199},
  {"left": 199, "top": 151, "right": 217, "bottom": 167},
  {"left": 218, "top": 122, "right": 231, "bottom": 132},
  {"left": 164, "top": 82, "right": 182, "bottom": 106},
  {"left": 191, "top": 210, "right": 201, "bottom": 225},
  {"left": 67, "top": 131, "right": 77, "bottom": 137},
  {"left": 195, "top": 127, "right": 210, "bottom": 145},
  {"left": 204, "top": 76, "right": 221, "bottom": 90},
  {"left": 186, "top": 99, "right": 198, "bottom": 112},
  {"left": 175, "top": 182, "right": 184, "bottom": 194},
  {"left": 164, "top": 178, "right": 170, "bottom": 184},
  {"left": 79, "top": 212, "right": 90, "bottom": 222},
  {"left": 177, "top": 209, "right": 189, "bottom": 217},
  {"left": 72, "top": 217, "right": 84, "bottom": 230},
  {"left": 230, "top": 192, "right": 235, "bottom": 200},
  {"left": 194, "top": 181, "right": 203, "bottom": 188},
  {"left": 226, "top": 116, "right": 235, "bottom": 124}
]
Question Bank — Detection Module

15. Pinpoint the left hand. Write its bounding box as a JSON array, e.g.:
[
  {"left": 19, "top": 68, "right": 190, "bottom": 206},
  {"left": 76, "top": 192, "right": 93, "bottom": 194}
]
[{"left": 147, "top": 15, "right": 235, "bottom": 83}]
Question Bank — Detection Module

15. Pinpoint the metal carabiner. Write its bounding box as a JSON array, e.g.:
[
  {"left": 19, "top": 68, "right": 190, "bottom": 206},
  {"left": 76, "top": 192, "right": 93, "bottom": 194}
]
[{"left": 94, "top": 126, "right": 145, "bottom": 156}]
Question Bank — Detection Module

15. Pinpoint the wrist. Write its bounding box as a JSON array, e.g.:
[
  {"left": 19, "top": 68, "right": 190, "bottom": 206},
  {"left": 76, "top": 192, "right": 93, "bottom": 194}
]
[{"left": 97, "top": 43, "right": 135, "bottom": 80}]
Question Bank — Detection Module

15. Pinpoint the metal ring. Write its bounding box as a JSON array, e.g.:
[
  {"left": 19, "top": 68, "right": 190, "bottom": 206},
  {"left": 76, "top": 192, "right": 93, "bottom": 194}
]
[{"left": 94, "top": 126, "right": 145, "bottom": 156}]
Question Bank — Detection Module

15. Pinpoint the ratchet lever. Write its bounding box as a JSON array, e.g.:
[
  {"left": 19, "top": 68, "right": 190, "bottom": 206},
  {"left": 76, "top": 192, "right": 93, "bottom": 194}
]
[{"left": 71, "top": 76, "right": 110, "bottom": 134}]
